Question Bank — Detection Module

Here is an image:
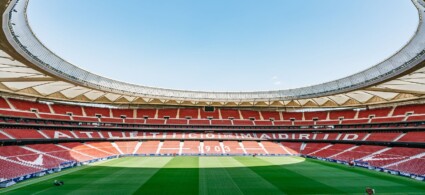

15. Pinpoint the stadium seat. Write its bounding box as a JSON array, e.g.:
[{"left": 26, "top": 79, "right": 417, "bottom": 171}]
[
  {"left": 8, "top": 99, "right": 51, "bottom": 113},
  {"left": 51, "top": 104, "right": 83, "bottom": 116}
]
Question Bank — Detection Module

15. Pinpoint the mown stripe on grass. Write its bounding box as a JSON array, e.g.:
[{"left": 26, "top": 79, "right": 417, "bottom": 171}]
[
  {"left": 234, "top": 156, "right": 346, "bottom": 194},
  {"left": 3, "top": 157, "right": 173, "bottom": 195},
  {"left": 199, "top": 157, "right": 244, "bottom": 195},
  {"left": 3, "top": 156, "right": 425, "bottom": 195},
  {"left": 305, "top": 158, "right": 425, "bottom": 194},
  {"left": 134, "top": 156, "right": 200, "bottom": 194},
  {"left": 218, "top": 157, "right": 285, "bottom": 195},
  {"left": 66, "top": 157, "right": 173, "bottom": 195},
  {"left": 0, "top": 158, "right": 116, "bottom": 194}
]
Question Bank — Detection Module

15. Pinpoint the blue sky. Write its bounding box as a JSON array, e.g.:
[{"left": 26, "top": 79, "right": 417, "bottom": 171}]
[{"left": 27, "top": 0, "right": 417, "bottom": 92}]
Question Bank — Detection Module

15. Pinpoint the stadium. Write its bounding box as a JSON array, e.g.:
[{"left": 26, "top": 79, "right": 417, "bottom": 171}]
[{"left": 0, "top": 0, "right": 424, "bottom": 194}]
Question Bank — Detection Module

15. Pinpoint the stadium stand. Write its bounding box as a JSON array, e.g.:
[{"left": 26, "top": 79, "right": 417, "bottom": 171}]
[
  {"left": 211, "top": 119, "right": 232, "bottom": 125},
  {"left": 316, "top": 120, "right": 339, "bottom": 126},
  {"left": 72, "top": 116, "right": 99, "bottom": 122},
  {"left": 188, "top": 119, "right": 210, "bottom": 125},
  {"left": 27, "top": 144, "right": 80, "bottom": 161},
  {"left": 8, "top": 99, "right": 51, "bottom": 113},
  {"left": 42, "top": 130, "right": 75, "bottom": 139},
  {"left": 166, "top": 119, "right": 187, "bottom": 125},
  {"left": 74, "top": 130, "right": 102, "bottom": 138},
  {"left": 240, "top": 110, "right": 260, "bottom": 120},
  {"left": 371, "top": 116, "right": 405, "bottom": 123},
  {"left": 99, "top": 131, "right": 123, "bottom": 139},
  {"left": 281, "top": 142, "right": 302, "bottom": 154},
  {"left": 111, "top": 109, "right": 134, "bottom": 118},
  {"left": 313, "top": 133, "right": 340, "bottom": 141},
  {"left": 358, "top": 107, "right": 392, "bottom": 118},
  {"left": 282, "top": 112, "right": 303, "bottom": 120},
  {"left": 52, "top": 144, "right": 94, "bottom": 162},
  {"left": 302, "top": 143, "right": 331, "bottom": 155},
  {"left": 3, "top": 0, "right": 425, "bottom": 184},
  {"left": 220, "top": 109, "right": 240, "bottom": 119},
  {"left": 100, "top": 117, "right": 123, "bottom": 123},
  {"left": 2, "top": 128, "right": 45, "bottom": 139},
  {"left": 361, "top": 147, "right": 425, "bottom": 167},
  {"left": 157, "top": 109, "right": 178, "bottom": 119},
  {"left": 60, "top": 143, "right": 111, "bottom": 158},
  {"left": 0, "top": 109, "right": 37, "bottom": 118},
  {"left": 329, "top": 110, "right": 356, "bottom": 120},
  {"left": 1, "top": 99, "right": 425, "bottom": 127},
  {"left": 51, "top": 104, "right": 83, "bottom": 116},
  {"left": 0, "top": 146, "right": 67, "bottom": 169},
  {"left": 145, "top": 119, "right": 165, "bottom": 124},
  {"left": 294, "top": 121, "right": 315, "bottom": 126},
  {"left": 84, "top": 107, "right": 110, "bottom": 117},
  {"left": 179, "top": 108, "right": 199, "bottom": 119},
  {"left": 366, "top": 132, "right": 402, "bottom": 141},
  {"left": 242, "top": 141, "right": 267, "bottom": 155},
  {"left": 254, "top": 120, "right": 273, "bottom": 126},
  {"left": 0, "top": 159, "right": 42, "bottom": 181},
  {"left": 182, "top": 141, "right": 201, "bottom": 154},
  {"left": 261, "top": 141, "right": 287, "bottom": 155},
  {"left": 114, "top": 141, "right": 138, "bottom": 154},
  {"left": 222, "top": 141, "right": 244, "bottom": 154},
  {"left": 0, "top": 97, "right": 10, "bottom": 109},
  {"left": 202, "top": 141, "right": 223, "bottom": 155},
  {"left": 387, "top": 157, "right": 425, "bottom": 175},
  {"left": 136, "top": 141, "right": 160, "bottom": 155},
  {"left": 158, "top": 141, "right": 181, "bottom": 154},
  {"left": 0, "top": 146, "right": 35, "bottom": 158},
  {"left": 39, "top": 113, "right": 71, "bottom": 121},
  {"left": 308, "top": 144, "right": 355, "bottom": 158},
  {"left": 124, "top": 118, "right": 145, "bottom": 124},
  {"left": 182, "top": 141, "right": 201, "bottom": 155},
  {"left": 274, "top": 121, "right": 293, "bottom": 126},
  {"left": 200, "top": 109, "right": 219, "bottom": 119},
  {"left": 0, "top": 98, "right": 424, "bottom": 180},
  {"left": 261, "top": 111, "right": 281, "bottom": 121},
  {"left": 393, "top": 104, "right": 425, "bottom": 116},
  {"left": 341, "top": 119, "right": 369, "bottom": 124},
  {"left": 0, "top": 131, "right": 10, "bottom": 139},
  {"left": 0, "top": 139, "right": 423, "bottom": 180},
  {"left": 233, "top": 120, "right": 254, "bottom": 126},
  {"left": 304, "top": 112, "right": 328, "bottom": 121},
  {"left": 407, "top": 114, "right": 425, "bottom": 121},
  {"left": 136, "top": 109, "right": 157, "bottom": 119},
  {"left": 86, "top": 142, "right": 119, "bottom": 155},
  {"left": 397, "top": 132, "right": 425, "bottom": 142},
  {"left": 332, "top": 145, "right": 387, "bottom": 162}
]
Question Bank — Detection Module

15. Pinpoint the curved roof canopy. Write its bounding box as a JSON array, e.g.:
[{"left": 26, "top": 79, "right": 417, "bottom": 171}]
[{"left": 0, "top": 0, "right": 425, "bottom": 108}]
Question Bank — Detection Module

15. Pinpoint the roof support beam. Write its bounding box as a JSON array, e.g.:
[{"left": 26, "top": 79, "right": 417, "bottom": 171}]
[
  {"left": 365, "top": 87, "right": 425, "bottom": 96},
  {"left": 0, "top": 77, "right": 56, "bottom": 82}
]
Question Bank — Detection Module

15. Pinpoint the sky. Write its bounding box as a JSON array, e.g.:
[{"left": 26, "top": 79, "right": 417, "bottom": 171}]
[{"left": 27, "top": 0, "right": 418, "bottom": 92}]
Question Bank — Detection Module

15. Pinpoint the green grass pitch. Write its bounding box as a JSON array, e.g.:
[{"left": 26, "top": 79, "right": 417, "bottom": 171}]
[{"left": 1, "top": 156, "right": 424, "bottom": 194}]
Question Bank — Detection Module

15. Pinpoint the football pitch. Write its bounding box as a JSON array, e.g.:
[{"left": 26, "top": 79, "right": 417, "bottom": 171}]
[{"left": 1, "top": 156, "right": 424, "bottom": 194}]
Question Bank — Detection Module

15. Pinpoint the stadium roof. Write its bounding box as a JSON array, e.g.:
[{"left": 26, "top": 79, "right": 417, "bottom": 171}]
[{"left": 0, "top": 0, "right": 425, "bottom": 108}]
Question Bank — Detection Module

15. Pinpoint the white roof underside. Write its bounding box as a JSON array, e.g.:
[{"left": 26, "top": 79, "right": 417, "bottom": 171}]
[{"left": 0, "top": 0, "right": 424, "bottom": 108}]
